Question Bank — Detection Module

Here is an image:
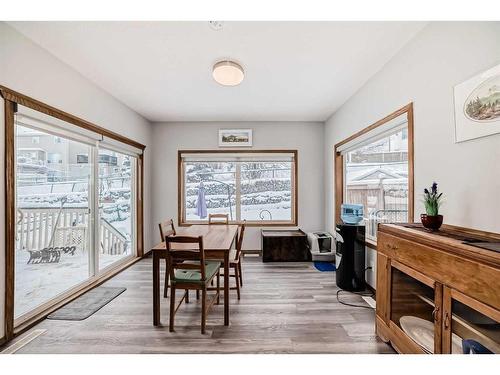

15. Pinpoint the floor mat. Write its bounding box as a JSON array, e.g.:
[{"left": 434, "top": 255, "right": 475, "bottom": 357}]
[
  {"left": 47, "top": 287, "right": 126, "bottom": 321},
  {"left": 313, "top": 261, "right": 336, "bottom": 272}
]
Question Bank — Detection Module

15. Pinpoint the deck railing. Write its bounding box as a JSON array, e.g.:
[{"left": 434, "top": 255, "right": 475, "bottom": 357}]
[
  {"left": 366, "top": 209, "right": 408, "bottom": 242},
  {"left": 16, "top": 207, "right": 128, "bottom": 255}
]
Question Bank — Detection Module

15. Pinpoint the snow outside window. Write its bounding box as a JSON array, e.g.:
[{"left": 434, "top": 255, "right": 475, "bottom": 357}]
[{"left": 180, "top": 151, "right": 296, "bottom": 225}]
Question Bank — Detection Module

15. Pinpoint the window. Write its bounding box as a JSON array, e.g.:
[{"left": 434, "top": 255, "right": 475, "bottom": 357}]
[
  {"left": 179, "top": 150, "right": 297, "bottom": 225},
  {"left": 12, "top": 102, "right": 142, "bottom": 323},
  {"left": 335, "top": 104, "right": 414, "bottom": 244}
]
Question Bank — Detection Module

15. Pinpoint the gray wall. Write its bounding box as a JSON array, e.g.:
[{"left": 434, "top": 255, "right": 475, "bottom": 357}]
[
  {"left": 151, "top": 121, "right": 325, "bottom": 250},
  {"left": 0, "top": 22, "right": 154, "bottom": 340},
  {"left": 324, "top": 22, "right": 500, "bottom": 288}
]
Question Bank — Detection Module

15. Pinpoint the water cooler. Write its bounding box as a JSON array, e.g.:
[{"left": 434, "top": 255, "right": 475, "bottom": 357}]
[{"left": 335, "top": 224, "right": 366, "bottom": 291}]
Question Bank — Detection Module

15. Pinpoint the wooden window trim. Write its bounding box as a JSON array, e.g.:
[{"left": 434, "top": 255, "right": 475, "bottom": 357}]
[
  {"left": 1, "top": 86, "right": 145, "bottom": 345},
  {"left": 178, "top": 149, "right": 298, "bottom": 227},
  {"left": 333, "top": 103, "right": 415, "bottom": 230},
  {"left": 0, "top": 85, "right": 146, "bottom": 151}
]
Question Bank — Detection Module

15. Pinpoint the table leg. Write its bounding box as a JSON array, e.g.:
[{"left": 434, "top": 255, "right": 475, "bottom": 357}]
[
  {"left": 224, "top": 250, "right": 229, "bottom": 326},
  {"left": 153, "top": 251, "right": 160, "bottom": 326}
]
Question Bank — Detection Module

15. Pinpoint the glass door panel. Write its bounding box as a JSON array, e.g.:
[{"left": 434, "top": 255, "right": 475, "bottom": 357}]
[
  {"left": 449, "top": 295, "right": 500, "bottom": 354},
  {"left": 390, "top": 266, "right": 438, "bottom": 353},
  {"left": 98, "top": 148, "right": 135, "bottom": 270},
  {"left": 14, "top": 123, "right": 93, "bottom": 319}
]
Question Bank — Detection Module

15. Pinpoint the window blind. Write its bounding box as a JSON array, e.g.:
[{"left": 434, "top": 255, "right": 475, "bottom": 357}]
[{"left": 181, "top": 152, "right": 295, "bottom": 163}]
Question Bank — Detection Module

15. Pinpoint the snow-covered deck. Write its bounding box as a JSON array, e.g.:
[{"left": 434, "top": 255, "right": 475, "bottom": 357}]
[{"left": 14, "top": 249, "right": 131, "bottom": 318}]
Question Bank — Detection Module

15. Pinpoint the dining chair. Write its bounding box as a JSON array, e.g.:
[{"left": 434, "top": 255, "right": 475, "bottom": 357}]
[
  {"left": 159, "top": 219, "right": 198, "bottom": 301},
  {"left": 158, "top": 219, "right": 176, "bottom": 298},
  {"left": 213, "top": 220, "right": 245, "bottom": 299},
  {"left": 165, "top": 235, "right": 221, "bottom": 334},
  {"left": 208, "top": 213, "right": 229, "bottom": 225}
]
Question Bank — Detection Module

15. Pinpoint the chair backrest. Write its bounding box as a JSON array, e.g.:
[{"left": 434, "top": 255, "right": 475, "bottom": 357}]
[
  {"left": 235, "top": 220, "right": 246, "bottom": 261},
  {"left": 165, "top": 235, "right": 206, "bottom": 281},
  {"left": 208, "top": 213, "right": 229, "bottom": 225},
  {"left": 159, "top": 219, "right": 176, "bottom": 241}
]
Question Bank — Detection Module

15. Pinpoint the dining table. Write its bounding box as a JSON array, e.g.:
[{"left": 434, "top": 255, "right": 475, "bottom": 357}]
[{"left": 151, "top": 224, "right": 239, "bottom": 327}]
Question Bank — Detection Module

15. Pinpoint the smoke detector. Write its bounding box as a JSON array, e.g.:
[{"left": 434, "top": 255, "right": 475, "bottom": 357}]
[{"left": 209, "top": 21, "right": 224, "bottom": 31}]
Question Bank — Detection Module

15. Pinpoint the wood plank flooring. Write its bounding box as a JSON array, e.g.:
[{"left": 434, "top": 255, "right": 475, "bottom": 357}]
[{"left": 9, "top": 256, "right": 394, "bottom": 354}]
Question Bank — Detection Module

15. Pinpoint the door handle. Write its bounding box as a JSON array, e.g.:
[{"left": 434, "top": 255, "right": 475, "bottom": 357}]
[
  {"left": 444, "top": 312, "right": 450, "bottom": 329},
  {"left": 432, "top": 307, "right": 440, "bottom": 322}
]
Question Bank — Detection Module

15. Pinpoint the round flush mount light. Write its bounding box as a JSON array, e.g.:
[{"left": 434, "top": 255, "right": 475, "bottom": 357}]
[{"left": 212, "top": 60, "right": 244, "bottom": 86}]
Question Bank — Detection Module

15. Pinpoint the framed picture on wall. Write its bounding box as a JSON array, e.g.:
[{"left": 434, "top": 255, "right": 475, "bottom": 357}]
[
  {"left": 454, "top": 62, "right": 500, "bottom": 143},
  {"left": 218, "top": 129, "right": 253, "bottom": 147}
]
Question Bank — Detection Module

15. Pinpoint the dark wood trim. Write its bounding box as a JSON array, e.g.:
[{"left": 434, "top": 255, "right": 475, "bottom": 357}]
[
  {"left": 407, "top": 103, "right": 415, "bottom": 222},
  {"left": 4, "top": 99, "right": 16, "bottom": 342},
  {"left": 136, "top": 154, "right": 144, "bottom": 257},
  {"left": 12, "top": 256, "right": 141, "bottom": 339},
  {"left": 0, "top": 85, "right": 146, "bottom": 151},
  {"left": 177, "top": 149, "right": 298, "bottom": 227},
  {"left": 334, "top": 103, "right": 415, "bottom": 230}
]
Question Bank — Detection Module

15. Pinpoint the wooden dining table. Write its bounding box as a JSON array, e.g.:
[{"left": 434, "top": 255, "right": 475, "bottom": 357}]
[{"left": 151, "top": 224, "right": 239, "bottom": 327}]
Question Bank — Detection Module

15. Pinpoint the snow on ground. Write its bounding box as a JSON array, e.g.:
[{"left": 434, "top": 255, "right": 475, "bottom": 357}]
[{"left": 15, "top": 249, "right": 130, "bottom": 318}]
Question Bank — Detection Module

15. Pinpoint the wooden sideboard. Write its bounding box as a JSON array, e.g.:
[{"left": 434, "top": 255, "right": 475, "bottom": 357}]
[{"left": 376, "top": 223, "right": 500, "bottom": 354}]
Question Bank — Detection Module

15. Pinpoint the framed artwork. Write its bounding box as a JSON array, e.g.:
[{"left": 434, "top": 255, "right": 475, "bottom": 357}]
[
  {"left": 218, "top": 128, "right": 253, "bottom": 147},
  {"left": 454, "top": 62, "right": 500, "bottom": 142}
]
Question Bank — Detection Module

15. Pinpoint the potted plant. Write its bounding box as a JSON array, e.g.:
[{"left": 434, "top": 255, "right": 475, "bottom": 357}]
[{"left": 421, "top": 182, "right": 444, "bottom": 231}]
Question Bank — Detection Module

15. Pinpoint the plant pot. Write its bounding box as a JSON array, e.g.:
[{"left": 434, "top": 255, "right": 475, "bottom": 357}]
[{"left": 420, "top": 214, "right": 443, "bottom": 231}]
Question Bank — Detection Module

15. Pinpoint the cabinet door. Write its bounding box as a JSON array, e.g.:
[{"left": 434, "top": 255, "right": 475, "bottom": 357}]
[
  {"left": 442, "top": 287, "right": 500, "bottom": 354},
  {"left": 390, "top": 260, "right": 443, "bottom": 353}
]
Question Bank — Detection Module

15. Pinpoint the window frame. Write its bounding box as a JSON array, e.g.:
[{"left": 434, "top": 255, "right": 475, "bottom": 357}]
[
  {"left": 178, "top": 149, "right": 298, "bottom": 227},
  {"left": 334, "top": 103, "right": 414, "bottom": 248},
  {"left": 1, "top": 85, "right": 145, "bottom": 344}
]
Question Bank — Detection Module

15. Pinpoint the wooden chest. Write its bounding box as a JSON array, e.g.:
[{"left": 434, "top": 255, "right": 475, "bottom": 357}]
[{"left": 261, "top": 229, "right": 310, "bottom": 262}]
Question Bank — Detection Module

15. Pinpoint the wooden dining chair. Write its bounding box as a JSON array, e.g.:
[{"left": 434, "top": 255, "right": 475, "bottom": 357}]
[
  {"left": 208, "top": 213, "right": 229, "bottom": 225},
  {"left": 159, "top": 219, "right": 198, "bottom": 300},
  {"left": 158, "top": 219, "right": 176, "bottom": 298},
  {"left": 165, "top": 235, "right": 221, "bottom": 334},
  {"left": 213, "top": 220, "right": 245, "bottom": 299}
]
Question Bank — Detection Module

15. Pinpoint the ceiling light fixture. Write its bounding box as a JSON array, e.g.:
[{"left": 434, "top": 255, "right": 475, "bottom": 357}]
[{"left": 212, "top": 60, "right": 244, "bottom": 86}]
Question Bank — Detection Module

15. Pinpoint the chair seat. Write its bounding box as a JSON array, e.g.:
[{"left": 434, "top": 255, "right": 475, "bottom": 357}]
[{"left": 173, "top": 261, "right": 221, "bottom": 284}]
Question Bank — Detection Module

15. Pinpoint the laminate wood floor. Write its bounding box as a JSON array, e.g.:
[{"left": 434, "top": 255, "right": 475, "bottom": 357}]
[{"left": 11, "top": 256, "right": 394, "bottom": 354}]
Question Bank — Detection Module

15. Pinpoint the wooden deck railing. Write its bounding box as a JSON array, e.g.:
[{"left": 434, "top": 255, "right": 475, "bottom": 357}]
[{"left": 16, "top": 207, "right": 128, "bottom": 255}]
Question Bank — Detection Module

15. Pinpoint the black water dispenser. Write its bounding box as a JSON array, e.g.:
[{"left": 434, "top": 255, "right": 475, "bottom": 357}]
[{"left": 335, "top": 224, "right": 366, "bottom": 291}]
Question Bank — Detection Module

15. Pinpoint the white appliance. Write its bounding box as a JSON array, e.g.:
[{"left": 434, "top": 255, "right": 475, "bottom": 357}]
[{"left": 307, "top": 232, "right": 335, "bottom": 262}]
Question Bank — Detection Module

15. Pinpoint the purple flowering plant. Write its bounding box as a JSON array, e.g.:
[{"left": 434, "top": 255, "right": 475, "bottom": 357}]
[{"left": 423, "top": 182, "right": 443, "bottom": 216}]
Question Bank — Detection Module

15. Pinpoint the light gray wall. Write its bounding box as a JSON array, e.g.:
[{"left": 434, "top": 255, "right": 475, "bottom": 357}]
[
  {"left": 151, "top": 121, "right": 325, "bottom": 250},
  {"left": 324, "top": 22, "right": 500, "bottom": 288},
  {"left": 0, "top": 22, "right": 154, "bottom": 340}
]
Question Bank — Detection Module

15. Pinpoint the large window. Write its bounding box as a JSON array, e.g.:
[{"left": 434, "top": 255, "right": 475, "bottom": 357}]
[
  {"left": 179, "top": 151, "right": 297, "bottom": 225},
  {"left": 334, "top": 104, "right": 414, "bottom": 243},
  {"left": 12, "top": 102, "right": 141, "bottom": 323}
]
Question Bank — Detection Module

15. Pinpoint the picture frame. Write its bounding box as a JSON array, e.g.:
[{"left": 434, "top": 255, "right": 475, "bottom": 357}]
[
  {"left": 218, "top": 128, "right": 253, "bottom": 147},
  {"left": 454, "top": 62, "right": 500, "bottom": 143}
]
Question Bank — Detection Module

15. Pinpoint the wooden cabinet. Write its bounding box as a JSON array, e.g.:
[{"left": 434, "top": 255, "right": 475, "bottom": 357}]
[{"left": 376, "top": 223, "right": 500, "bottom": 354}]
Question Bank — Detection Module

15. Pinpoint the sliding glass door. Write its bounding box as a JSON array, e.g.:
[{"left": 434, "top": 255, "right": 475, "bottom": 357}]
[
  {"left": 14, "top": 122, "right": 94, "bottom": 319},
  {"left": 13, "top": 105, "right": 138, "bottom": 322},
  {"left": 98, "top": 148, "right": 136, "bottom": 270}
]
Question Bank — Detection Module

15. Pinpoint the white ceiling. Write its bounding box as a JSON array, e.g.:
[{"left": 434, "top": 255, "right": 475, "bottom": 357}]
[{"left": 8, "top": 21, "right": 426, "bottom": 122}]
